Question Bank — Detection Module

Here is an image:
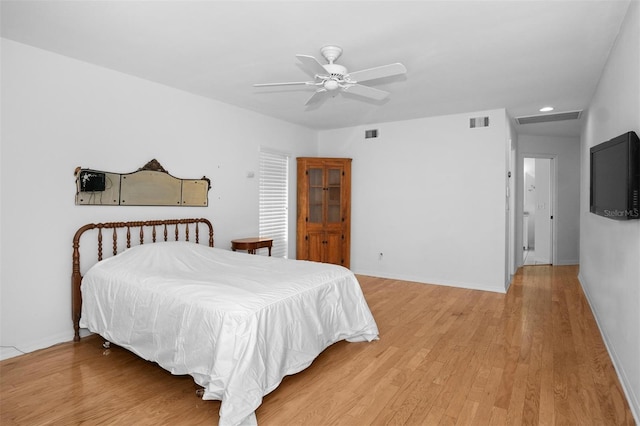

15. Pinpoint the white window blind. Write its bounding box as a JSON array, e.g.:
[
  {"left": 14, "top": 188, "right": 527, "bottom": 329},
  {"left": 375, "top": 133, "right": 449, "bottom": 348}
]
[{"left": 259, "top": 149, "right": 289, "bottom": 258}]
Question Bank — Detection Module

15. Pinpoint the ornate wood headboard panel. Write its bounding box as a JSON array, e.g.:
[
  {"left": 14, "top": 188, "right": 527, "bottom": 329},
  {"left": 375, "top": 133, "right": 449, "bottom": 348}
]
[{"left": 72, "top": 218, "right": 214, "bottom": 341}]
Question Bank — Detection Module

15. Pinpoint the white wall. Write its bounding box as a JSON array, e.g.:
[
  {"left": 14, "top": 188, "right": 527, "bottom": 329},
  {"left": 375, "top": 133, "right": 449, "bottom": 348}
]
[
  {"left": 523, "top": 158, "right": 536, "bottom": 249},
  {"left": 579, "top": 0, "right": 640, "bottom": 421},
  {"left": 0, "top": 39, "right": 318, "bottom": 359},
  {"left": 506, "top": 117, "right": 517, "bottom": 282},
  {"left": 518, "top": 134, "right": 581, "bottom": 265},
  {"left": 317, "top": 109, "right": 509, "bottom": 293}
]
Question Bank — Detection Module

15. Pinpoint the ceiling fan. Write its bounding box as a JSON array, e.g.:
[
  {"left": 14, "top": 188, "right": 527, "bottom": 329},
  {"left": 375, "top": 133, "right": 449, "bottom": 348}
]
[{"left": 253, "top": 45, "right": 407, "bottom": 106}]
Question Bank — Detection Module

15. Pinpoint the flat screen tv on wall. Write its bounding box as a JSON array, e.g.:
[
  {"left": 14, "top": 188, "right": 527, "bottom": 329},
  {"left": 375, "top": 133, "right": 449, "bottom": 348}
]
[{"left": 590, "top": 131, "right": 639, "bottom": 220}]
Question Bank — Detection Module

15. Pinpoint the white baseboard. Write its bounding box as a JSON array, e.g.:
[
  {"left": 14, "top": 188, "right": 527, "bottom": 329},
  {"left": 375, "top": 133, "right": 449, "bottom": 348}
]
[
  {"left": 578, "top": 272, "right": 640, "bottom": 424},
  {"left": 352, "top": 269, "right": 507, "bottom": 294},
  {"left": 554, "top": 259, "right": 579, "bottom": 266},
  {"left": 0, "top": 346, "right": 25, "bottom": 361},
  {"left": 0, "top": 329, "right": 93, "bottom": 361}
]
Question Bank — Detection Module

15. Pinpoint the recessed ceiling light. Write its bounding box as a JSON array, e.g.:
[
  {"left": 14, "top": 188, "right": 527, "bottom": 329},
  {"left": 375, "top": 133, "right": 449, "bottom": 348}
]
[{"left": 539, "top": 106, "right": 554, "bottom": 112}]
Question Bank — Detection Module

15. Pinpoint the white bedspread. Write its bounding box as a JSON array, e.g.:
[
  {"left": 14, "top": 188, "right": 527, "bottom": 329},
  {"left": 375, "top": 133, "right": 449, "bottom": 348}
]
[{"left": 80, "top": 242, "right": 379, "bottom": 425}]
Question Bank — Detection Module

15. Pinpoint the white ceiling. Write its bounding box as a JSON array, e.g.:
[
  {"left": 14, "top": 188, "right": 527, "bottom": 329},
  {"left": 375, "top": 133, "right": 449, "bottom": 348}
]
[{"left": 1, "top": 0, "right": 632, "bottom": 136}]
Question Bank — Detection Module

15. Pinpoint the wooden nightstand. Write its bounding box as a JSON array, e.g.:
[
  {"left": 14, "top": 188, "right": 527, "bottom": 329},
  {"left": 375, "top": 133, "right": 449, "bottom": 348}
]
[{"left": 231, "top": 237, "right": 273, "bottom": 256}]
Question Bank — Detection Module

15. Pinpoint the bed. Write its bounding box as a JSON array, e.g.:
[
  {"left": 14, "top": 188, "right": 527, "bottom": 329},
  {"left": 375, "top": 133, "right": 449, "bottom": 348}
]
[{"left": 71, "top": 218, "right": 379, "bottom": 425}]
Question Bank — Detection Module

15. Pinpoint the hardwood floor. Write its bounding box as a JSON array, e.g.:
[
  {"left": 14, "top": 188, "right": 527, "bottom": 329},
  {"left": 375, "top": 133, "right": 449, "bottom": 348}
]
[{"left": 1, "top": 265, "right": 634, "bottom": 425}]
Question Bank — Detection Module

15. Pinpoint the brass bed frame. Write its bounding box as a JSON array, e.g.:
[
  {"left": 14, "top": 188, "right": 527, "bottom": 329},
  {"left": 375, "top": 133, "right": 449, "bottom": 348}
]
[{"left": 71, "top": 218, "right": 214, "bottom": 342}]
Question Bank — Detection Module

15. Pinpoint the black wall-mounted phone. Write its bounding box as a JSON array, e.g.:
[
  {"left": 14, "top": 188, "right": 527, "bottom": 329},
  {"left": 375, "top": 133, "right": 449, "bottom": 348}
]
[{"left": 79, "top": 170, "right": 106, "bottom": 192}]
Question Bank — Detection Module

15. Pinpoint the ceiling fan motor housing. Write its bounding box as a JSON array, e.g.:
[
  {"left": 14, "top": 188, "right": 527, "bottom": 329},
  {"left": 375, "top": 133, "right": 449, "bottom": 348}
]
[{"left": 323, "top": 63, "right": 348, "bottom": 80}]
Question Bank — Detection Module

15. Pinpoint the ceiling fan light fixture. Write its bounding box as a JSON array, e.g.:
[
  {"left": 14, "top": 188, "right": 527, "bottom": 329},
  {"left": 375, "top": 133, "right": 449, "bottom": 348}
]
[{"left": 324, "top": 80, "right": 340, "bottom": 91}]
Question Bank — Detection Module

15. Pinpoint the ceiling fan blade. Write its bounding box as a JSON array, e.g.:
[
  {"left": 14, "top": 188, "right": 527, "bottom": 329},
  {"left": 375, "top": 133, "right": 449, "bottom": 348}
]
[
  {"left": 342, "top": 84, "right": 390, "bottom": 101},
  {"left": 296, "top": 54, "right": 329, "bottom": 77},
  {"left": 253, "top": 81, "right": 315, "bottom": 87},
  {"left": 346, "top": 63, "right": 407, "bottom": 83},
  {"left": 305, "top": 88, "right": 328, "bottom": 106}
]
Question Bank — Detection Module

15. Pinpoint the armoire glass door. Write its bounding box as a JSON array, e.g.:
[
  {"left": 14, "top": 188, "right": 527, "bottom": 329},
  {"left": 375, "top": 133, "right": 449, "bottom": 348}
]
[
  {"left": 308, "top": 168, "right": 324, "bottom": 223},
  {"left": 327, "top": 168, "right": 342, "bottom": 223}
]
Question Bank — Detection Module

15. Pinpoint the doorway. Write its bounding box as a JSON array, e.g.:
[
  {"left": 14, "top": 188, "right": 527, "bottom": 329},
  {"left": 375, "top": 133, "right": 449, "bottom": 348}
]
[{"left": 522, "top": 157, "right": 554, "bottom": 265}]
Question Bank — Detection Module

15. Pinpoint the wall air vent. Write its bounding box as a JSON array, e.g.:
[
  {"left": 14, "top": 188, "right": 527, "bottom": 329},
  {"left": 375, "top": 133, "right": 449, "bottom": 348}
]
[
  {"left": 365, "top": 129, "right": 379, "bottom": 139},
  {"left": 516, "top": 110, "right": 582, "bottom": 125},
  {"left": 470, "top": 117, "right": 490, "bottom": 128}
]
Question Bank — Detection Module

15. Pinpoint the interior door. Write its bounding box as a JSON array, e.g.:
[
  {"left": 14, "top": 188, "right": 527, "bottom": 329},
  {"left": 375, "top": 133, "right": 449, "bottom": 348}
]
[{"left": 534, "top": 158, "right": 553, "bottom": 264}]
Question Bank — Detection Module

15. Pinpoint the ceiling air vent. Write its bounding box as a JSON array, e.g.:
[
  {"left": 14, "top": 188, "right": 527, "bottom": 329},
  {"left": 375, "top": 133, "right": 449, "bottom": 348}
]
[{"left": 516, "top": 110, "right": 582, "bottom": 125}]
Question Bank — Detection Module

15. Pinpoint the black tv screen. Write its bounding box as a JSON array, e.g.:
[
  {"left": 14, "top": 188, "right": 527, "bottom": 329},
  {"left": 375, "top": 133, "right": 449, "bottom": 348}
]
[{"left": 590, "top": 131, "right": 639, "bottom": 220}]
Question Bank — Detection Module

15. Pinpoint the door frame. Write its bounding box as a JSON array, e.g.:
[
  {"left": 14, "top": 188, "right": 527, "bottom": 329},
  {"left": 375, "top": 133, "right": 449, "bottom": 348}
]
[{"left": 518, "top": 153, "right": 558, "bottom": 266}]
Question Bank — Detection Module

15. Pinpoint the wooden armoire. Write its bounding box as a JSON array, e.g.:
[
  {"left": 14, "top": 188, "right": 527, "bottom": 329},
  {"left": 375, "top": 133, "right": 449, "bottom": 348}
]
[{"left": 296, "top": 157, "right": 351, "bottom": 268}]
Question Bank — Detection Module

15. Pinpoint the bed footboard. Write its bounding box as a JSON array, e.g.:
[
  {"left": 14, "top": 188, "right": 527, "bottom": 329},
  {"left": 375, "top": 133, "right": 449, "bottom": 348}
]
[{"left": 72, "top": 218, "right": 214, "bottom": 341}]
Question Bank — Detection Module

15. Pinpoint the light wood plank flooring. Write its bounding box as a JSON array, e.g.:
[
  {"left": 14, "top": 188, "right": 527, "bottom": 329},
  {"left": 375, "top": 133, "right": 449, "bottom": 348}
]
[{"left": 1, "top": 265, "right": 635, "bottom": 425}]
